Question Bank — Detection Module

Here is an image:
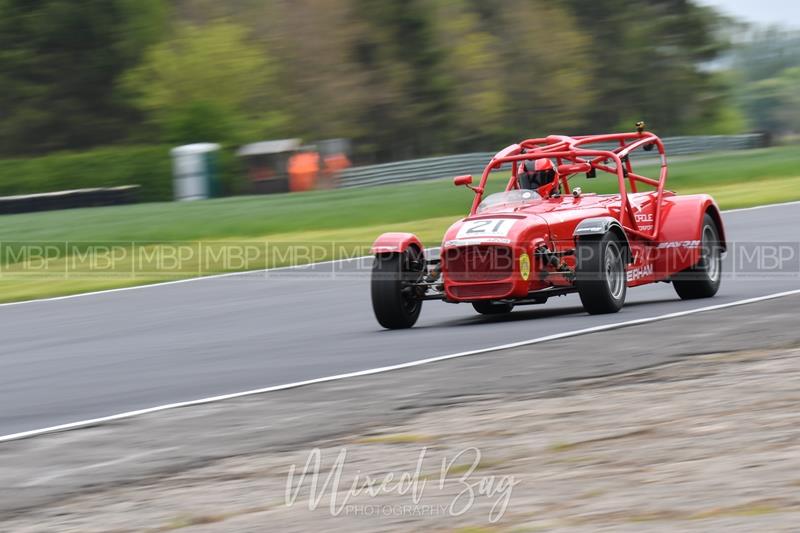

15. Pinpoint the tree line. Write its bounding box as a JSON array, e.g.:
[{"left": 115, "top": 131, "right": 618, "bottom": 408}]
[{"left": 0, "top": 0, "right": 792, "bottom": 162}]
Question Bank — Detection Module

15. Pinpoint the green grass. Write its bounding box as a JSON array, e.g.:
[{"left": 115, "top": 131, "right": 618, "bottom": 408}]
[
  {"left": 0, "top": 146, "right": 796, "bottom": 244},
  {"left": 0, "top": 175, "right": 481, "bottom": 244},
  {"left": 0, "top": 146, "right": 797, "bottom": 303}
]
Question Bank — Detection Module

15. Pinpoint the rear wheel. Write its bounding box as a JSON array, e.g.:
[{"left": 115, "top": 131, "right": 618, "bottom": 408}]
[
  {"left": 575, "top": 232, "right": 627, "bottom": 314},
  {"left": 371, "top": 248, "right": 424, "bottom": 329},
  {"left": 673, "top": 214, "right": 722, "bottom": 300},
  {"left": 472, "top": 301, "right": 514, "bottom": 315}
]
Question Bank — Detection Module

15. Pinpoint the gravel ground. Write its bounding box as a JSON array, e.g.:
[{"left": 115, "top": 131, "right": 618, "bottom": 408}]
[{"left": 5, "top": 345, "right": 800, "bottom": 532}]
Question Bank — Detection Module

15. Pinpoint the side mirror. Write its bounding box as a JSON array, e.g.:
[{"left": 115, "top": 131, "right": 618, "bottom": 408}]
[
  {"left": 557, "top": 162, "right": 592, "bottom": 175},
  {"left": 453, "top": 175, "right": 473, "bottom": 187}
]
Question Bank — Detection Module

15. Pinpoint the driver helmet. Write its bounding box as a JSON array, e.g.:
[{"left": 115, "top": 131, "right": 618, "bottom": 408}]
[{"left": 518, "top": 158, "right": 559, "bottom": 197}]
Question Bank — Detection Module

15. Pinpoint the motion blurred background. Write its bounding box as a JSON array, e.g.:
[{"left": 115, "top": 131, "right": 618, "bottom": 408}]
[{"left": 0, "top": 0, "right": 797, "bottom": 196}]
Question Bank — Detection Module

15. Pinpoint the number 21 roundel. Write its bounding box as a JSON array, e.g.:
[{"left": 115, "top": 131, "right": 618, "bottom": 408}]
[{"left": 455, "top": 218, "right": 517, "bottom": 239}]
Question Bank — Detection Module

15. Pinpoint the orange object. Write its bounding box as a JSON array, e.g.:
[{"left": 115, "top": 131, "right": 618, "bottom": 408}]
[
  {"left": 288, "top": 152, "right": 320, "bottom": 192},
  {"left": 325, "top": 153, "right": 350, "bottom": 177},
  {"left": 308, "top": 152, "right": 351, "bottom": 190}
]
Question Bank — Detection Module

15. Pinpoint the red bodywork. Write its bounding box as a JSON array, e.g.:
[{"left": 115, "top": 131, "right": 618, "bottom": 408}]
[
  {"left": 374, "top": 129, "right": 726, "bottom": 304},
  {"left": 371, "top": 232, "right": 423, "bottom": 254}
]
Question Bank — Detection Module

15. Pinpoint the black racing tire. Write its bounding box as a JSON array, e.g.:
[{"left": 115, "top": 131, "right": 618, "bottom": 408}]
[
  {"left": 673, "top": 214, "right": 722, "bottom": 300},
  {"left": 575, "top": 232, "right": 627, "bottom": 314},
  {"left": 371, "top": 248, "right": 424, "bottom": 329},
  {"left": 472, "top": 301, "right": 514, "bottom": 315}
]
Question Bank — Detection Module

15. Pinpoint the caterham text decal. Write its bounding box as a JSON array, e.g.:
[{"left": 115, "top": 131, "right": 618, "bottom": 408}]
[{"left": 627, "top": 264, "right": 654, "bottom": 281}]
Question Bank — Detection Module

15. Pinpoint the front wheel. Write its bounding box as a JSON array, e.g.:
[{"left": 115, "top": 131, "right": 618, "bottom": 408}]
[
  {"left": 672, "top": 214, "right": 722, "bottom": 300},
  {"left": 371, "top": 248, "right": 424, "bottom": 329},
  {"left": 575, "top": 232, "right": 627, "bottom": 314}
]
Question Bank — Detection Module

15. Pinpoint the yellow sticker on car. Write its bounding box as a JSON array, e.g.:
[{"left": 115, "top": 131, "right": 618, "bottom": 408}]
[{"left": 520, "top": 253, "right": 531, "bottom": 281}]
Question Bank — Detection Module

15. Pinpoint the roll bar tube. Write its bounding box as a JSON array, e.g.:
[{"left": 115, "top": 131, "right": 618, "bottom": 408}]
[{"left": 468, "top": 131, "right": 668, "bottom": 240}]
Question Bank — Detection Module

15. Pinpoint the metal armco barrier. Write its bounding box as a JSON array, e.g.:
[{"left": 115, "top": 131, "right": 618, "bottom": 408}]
[
  {"left": 0, "top": 185, "right": 140, "bottom": 214},
  {"left": 338, "top": 134, "right": 765, "bottom": 188}
]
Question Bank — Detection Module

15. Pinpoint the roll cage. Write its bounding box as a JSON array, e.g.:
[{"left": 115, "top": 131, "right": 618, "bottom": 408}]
[{"left": 469, "top": 127, "right": 668, "bottom": 240}]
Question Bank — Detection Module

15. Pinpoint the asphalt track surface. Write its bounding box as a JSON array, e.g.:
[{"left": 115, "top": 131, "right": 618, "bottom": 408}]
[{"left": 1, "top": 202, "right": 799, "bottom": 436}]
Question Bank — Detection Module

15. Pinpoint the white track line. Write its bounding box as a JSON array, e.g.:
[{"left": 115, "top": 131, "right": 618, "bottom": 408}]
[
  {"left": 2, "top": 287, "right": 800, "bottom": 444},
  {"left": 0, "top": 200, "right": 797, "bottom": 310},
  {"left": 723, "top": 199, "right": 800, "bottom": 213}
]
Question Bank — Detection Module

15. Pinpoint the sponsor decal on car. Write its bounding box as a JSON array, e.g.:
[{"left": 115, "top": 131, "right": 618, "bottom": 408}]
[
  {"left": 574, "top": 226, "right": 604, "bottom": 234},
  {"left": 626, "top": 264, "right": 654, "bottom": 281},
  {"left": 444, "top": 238, "right": 512, "bottom": 247},
  {"left": 519, "top": 253, "right": 531, "bottom": 281},
  {"left": 657, "top": 240, "right": 701, "bottom": 249}
]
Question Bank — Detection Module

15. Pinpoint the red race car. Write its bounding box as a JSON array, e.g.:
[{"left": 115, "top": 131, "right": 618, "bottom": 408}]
[{"left": 370, "top": 124, "right": 726, "bottom": 329}]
